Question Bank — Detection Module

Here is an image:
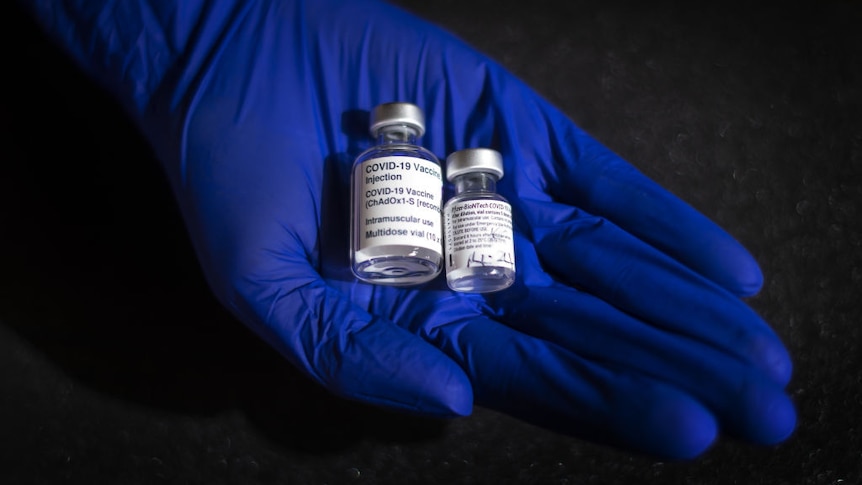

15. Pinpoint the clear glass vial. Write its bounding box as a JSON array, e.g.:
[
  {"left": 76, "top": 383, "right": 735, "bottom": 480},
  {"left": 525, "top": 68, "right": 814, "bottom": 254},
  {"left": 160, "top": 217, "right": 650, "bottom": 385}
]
[
  {"left": 443, "top": 148, "right": 516, "bottom": 293},
  {"left": 350, "top": 102, "right": 444, "bottom": 286}
]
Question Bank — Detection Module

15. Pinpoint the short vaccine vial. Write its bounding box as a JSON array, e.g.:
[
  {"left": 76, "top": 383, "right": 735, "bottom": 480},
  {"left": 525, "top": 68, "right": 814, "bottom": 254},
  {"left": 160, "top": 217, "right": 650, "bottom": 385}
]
[
  {"left": 443, "top": 148, "right": 516, "bottom": 293},
  {"left": 350, "top": 102, "right": 444, "bottom": 286}
]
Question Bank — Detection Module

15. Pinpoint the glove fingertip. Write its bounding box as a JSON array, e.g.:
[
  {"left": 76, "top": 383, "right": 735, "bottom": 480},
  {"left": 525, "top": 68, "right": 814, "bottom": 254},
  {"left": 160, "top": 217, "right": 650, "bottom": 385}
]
[
  {"left": 659, "top": 220, "right": 764, "bottom": 297},
  {"left": 737, "top": 381, "right": 797, "bottom": 446},
  {"left": 749, "top": 334, "right": 794, "bottom": 387},
  {"left": 641, "top": 395, "right": 719, "bottom": 460},
  {"left": 327, "top": 320, "right": 474, "bottom": 418},
  {"left": 759, "top": 394, "right": 797, "bottom": 445},
  {"left": 721, "top": 247, "right": 764, "bottom": 298},
  {"left": 413, "top": 361, "right": 474, "bottom": 417},
  {"left": 361, "top": 357, "right": 474, "bottom": 418}
]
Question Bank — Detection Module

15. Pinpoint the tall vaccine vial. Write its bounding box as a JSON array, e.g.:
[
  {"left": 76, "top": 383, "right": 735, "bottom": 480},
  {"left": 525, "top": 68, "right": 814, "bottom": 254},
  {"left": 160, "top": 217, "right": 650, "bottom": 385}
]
[
  {"left": 350, "top": 102, "right": 444, "bottom": 285},
  {"left": 443, "top": 148, "right": 516, "bottom": 293}
]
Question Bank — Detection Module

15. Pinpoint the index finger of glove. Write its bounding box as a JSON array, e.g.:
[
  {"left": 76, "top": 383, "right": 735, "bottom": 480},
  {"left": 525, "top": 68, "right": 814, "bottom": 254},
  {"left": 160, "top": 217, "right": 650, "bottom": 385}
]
[{"left": 480, "top": 88, "right": 764, "bottom": 297}]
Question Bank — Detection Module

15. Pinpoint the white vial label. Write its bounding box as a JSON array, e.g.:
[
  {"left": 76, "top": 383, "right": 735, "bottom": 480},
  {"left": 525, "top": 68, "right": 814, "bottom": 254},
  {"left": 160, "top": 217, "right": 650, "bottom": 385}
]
[
  {"left": 355, "top": 156, "right": 443, "bottom": 259},
  {"left": 444, "top": 200, "right": 515, "bottom": 272}
]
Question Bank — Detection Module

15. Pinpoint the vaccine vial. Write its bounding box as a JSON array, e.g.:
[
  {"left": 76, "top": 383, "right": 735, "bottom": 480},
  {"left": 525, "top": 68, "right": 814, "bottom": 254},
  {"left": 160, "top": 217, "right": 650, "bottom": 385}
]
[
  {"left": 350, "top": 102, "right": 444, "bottom": 285},
  {"left": 443, "top": 148, "right": 516, "bottom": 293}
]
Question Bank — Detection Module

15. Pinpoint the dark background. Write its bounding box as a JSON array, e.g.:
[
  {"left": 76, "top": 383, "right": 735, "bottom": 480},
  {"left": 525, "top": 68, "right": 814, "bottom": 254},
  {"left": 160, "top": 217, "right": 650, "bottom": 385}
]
[{"left": 2, "top": 1, "right": 860, "bottom": 484}]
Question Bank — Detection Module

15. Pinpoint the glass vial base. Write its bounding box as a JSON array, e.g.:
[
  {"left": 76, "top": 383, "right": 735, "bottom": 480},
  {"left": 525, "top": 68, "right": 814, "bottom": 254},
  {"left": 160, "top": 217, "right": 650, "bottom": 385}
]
[
  {"left": 352, "top": 245, "right": 442, "bottom": 286},
  {"left": 446, "top": 266, "right": 515, "bottom": 293}
]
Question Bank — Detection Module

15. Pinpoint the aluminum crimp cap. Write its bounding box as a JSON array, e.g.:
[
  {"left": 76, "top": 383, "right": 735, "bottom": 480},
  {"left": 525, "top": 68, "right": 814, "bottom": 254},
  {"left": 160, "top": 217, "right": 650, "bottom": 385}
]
[
  {"left": 445, "top": 148, "right": 504, "bottom": 182},
  {"left": 369, "top": 102, "right": 425, "bottom": 137}
]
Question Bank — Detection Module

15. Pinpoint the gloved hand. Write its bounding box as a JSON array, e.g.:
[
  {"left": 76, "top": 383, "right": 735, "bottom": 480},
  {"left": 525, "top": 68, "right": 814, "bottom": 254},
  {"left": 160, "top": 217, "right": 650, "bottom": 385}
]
[{"left": 25, "top": 0, "right": 795, "bottom": 458}]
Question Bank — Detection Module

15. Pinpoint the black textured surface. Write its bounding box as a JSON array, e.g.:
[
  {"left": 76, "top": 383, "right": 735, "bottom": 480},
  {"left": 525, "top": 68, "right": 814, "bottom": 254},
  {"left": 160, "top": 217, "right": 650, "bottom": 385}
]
[{"left": 2, "top": 2, "right": 861, "bottom": 484}]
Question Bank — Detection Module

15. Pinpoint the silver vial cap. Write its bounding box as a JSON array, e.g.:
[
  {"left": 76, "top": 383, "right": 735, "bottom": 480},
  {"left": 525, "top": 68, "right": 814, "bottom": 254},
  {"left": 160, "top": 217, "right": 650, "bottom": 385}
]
[
  {"left": 445, "top": 148, "right": 504, "bottom": 182},
  {"left": 369, "top": 102, "right": 425, "bottom": 137}
]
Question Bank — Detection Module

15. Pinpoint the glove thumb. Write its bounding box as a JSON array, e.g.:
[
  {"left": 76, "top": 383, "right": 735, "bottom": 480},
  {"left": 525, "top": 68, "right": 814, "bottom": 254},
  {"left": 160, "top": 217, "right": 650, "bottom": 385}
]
[{"left": 231, "top": 271, "right": 474, "bottom": 417}]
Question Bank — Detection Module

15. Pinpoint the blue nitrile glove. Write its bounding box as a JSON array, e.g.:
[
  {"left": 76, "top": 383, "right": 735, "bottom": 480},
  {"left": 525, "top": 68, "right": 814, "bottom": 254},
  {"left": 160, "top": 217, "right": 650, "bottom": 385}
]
[{"left": 25, "top": 0, "right": 795, "bottom": 458}]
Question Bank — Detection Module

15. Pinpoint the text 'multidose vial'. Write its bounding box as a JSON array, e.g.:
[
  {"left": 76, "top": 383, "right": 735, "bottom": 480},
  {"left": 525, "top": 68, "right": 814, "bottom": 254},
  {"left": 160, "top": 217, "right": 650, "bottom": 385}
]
[
  {"left": 350, "top": 102, "right": 444, "bottom": 286},
  {"left": 443, "top": 148, "right": 515, "bottom": 293}
]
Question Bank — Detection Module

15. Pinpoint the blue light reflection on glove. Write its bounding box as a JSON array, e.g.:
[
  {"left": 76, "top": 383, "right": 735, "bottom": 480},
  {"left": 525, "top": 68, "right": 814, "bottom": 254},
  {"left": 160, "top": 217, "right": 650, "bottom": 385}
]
[{"left": 25, "top": 0, "right": 795, "bottom": 458}]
